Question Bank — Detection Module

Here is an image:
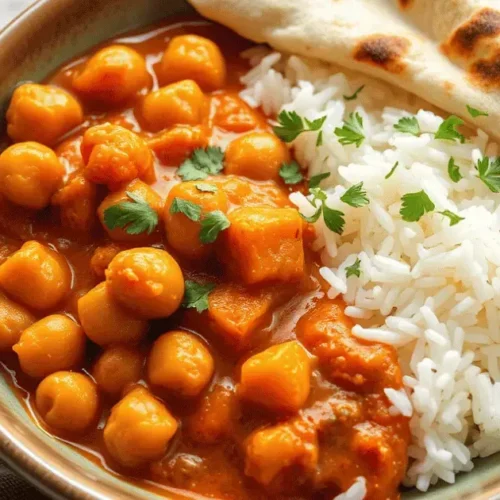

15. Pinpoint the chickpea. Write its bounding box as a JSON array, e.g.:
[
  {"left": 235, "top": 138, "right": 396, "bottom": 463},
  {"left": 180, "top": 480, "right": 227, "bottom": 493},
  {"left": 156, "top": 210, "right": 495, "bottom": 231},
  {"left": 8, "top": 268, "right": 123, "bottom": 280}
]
[
  {"left": 164, "top": 181, "right": 229, "bottom": 260},
  {"left": 0, "top": 142, "right": 65, "bottom": 210},
  {"left": 6, "top": 83, "right": 83, "bottom": 146},
  {"left": 0, "top": 294, "right": 35, "bottom": 351},
  {"left": 148, "top": 331, "right": 214, "bottom": 397},
  {"left": 36, "top": 371, "right": 99, "bottom": 433},
  {"left": 98, "top": 179, "right": 162, "bottom": 242},
  {"left": 92, "top": 345, "right": 144, "bottom": 397},
  {"left": 160, "top": 35, "right": 226, "bottom": 91},
  {"left": 73, "top": 45, "right": 149, "bottom": 103},
  {"left": 0, "top": 241, "right": 71, "bottom": 311},
  {"left": 90, "top": 244, "right": 123, "bottom": 279},
  {"left": 106, "top": 248, "right": 184, "bottom": 319},
  {"left": 81, "top": 123, "right": 155, "bottom": 190},
  {"left": 103, "top": 387, "right": 178, "bottom": 467},
  {"left": 142, "top": 80, "right": 205, "bottom": 132},
  {"left": 224, "top": 132, "right": 290, "bottom": 182},
  {"left": 13, "top": 315, "right": 86, "bottom": 378},
  {"left": 77, "top": 282, "right": 148, "bottom": 346}
]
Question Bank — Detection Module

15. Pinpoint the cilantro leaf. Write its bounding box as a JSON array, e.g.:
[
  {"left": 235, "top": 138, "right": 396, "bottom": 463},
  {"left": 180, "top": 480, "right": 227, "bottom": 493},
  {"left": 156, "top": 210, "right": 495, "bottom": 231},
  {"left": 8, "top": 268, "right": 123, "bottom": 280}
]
[
  {"left": 103, "top": 191, "right": 158, "bottom": 235},
  {"left": 394, "top": 116, "right": 420, "bottom": 136},
  {"left": 340, "top": 182, "right": 369, "bottom": 207},
  {"left": 309, "top": 187, "right": 327, "bottom": 204},
  {"left": 466, "top": 105, "right": 488, "bottom": 118},
  {"left": 200, "top": 210, "right": 230, "bottom": 244},
  {"left": 177, "top": 146, "right": 224, "bottom": 181},
  {"left": 305, "top": 116, "right": 327, "bottom": 131},
  {"left": 343, "top": 85, "right": 365, "bottom": 101},
  {"left": 279, "top": 161, "right": 304, "bottom": 185},
  {"left": 447, "top": 157, "right": 462, "bottom": 183},
  {"left": 334, "top": 112, "right": 365, "bottom": 147},
  {"left": 182, "top": 280, "right": 216, "bottom": 313},
  {"left": 439, "top": 210, "right": 464, "bottom": 226},
  {"left": 435, "top": 116, "right": 465, "bottom": 143},
  {"left": 308, "top": 172, "right": 331, "bottom": 189},
  {"left": 346, "top": 258, "right": 361, "bottom": 278},
  {"left": 170, "top": 198, "right": 202, "bottom": 222},
  {"left": 195, "top": 183, "right": 217, "bottom": 193},
  {"left": 385, "top": 161, "right": 399, "bottom": 179},
  {"left": 273, "top": 111, "right": 326, "bottom": 143},
  {"left": 400, "top": 190, "right": 435, "bottom": 222},
  {"left": 476, "top": 156, "right": 500, "bottom": 193},
  {"left": 316, "top": 130, "right": 324, "bottom": 147},
  {"left": 323, "top": 204, "right": 345, "bottom": 234}
]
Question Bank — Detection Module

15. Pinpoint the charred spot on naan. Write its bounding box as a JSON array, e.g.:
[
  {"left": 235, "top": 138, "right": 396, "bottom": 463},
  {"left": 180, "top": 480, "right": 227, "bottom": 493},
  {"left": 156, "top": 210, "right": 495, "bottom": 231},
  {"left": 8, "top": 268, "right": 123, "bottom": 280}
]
[
  {"left": 470, "top": 54, "right": 500, "bottom": 89},
  {"left": 353, "top": 35, "right": 410, "bottom": 74}
]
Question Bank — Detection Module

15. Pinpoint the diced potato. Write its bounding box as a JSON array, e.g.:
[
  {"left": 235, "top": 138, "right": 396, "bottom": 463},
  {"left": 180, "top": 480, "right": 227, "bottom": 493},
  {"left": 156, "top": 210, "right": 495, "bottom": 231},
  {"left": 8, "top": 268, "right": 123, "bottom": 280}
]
[
  {"left": 0, "top": 294, "right": 35, "bottom": 351},
  {"left": 221, "top": 207, "right": 304, "bottom": 284},
  {"left": 160, "top": 35, "right": 226, "bottom": 91},
  {"left": 148, "top": 330, "right": 214, "bottom": 397},
  {"left": 212, "top": 93, "right": 258, "bottom": 133},
  {"left": 239, "top": 341, "right": 311, "bottom": 413},
  {"left": 90, "top": 244, "right": 123, "bottom": 279},
  {"left": 142, "top": 80, "right": 205, "bottom": 132}
]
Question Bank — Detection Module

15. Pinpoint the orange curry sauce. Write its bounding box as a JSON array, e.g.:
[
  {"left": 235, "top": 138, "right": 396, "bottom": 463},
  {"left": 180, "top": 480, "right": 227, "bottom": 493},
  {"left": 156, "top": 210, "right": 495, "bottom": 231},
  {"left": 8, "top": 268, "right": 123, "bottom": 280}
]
[{"left": 0, "top": 17, "right": 410, "bottom": 500}]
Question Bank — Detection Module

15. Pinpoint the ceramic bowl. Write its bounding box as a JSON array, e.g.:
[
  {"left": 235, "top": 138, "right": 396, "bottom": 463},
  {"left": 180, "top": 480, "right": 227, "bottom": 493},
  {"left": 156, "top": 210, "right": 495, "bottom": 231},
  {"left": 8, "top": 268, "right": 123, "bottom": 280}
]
[{"left": 0, "top": 1, "right": 500, "bottom": 499}]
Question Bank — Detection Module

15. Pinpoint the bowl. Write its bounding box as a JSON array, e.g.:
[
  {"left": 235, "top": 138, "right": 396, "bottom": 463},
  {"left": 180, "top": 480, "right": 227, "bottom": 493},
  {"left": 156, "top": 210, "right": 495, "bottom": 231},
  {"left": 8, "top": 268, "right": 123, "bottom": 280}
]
[{"left": 0, "top": 1, "right": 500, "bottom": 499}]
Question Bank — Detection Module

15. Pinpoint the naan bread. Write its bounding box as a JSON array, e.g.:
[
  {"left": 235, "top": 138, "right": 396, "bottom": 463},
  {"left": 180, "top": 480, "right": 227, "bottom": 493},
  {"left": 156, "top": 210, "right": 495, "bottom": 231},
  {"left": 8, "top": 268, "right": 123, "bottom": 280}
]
[{"left": 188, "top": 0, "right": 500, "bottom": 138}]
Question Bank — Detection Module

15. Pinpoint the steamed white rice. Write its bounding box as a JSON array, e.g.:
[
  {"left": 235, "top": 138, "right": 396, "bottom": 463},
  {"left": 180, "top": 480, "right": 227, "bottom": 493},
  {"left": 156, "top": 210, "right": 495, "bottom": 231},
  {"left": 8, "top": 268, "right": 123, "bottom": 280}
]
[{"left": 239, "top": 47, "right": 500, "bottom": 494}]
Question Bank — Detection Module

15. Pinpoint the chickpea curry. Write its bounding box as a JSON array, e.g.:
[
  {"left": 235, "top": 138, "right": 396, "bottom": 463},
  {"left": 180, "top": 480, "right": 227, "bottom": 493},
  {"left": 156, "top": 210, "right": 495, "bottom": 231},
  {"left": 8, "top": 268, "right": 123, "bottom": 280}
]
[{"left": 0, "top": 18, "right": 410, "bottom": 500}]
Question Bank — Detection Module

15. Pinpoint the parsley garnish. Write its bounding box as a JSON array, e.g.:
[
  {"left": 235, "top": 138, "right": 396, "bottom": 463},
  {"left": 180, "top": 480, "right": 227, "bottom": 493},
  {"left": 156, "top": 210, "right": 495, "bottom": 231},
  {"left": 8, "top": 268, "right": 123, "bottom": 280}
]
[
  {"left": 447, "top": 157, "right": 462, "bottom": 183},
  {"left": 345, "top": 258, "right": 361, "bottom": 278},
  {"left": 301, "top": 189, "right": 345, "bottom": 234},
  {"left": 340, "top": 182, "right": 369, "bottom": 207},
  {"left": 400, "top": 190, "right": 435, "bottom": 222},
  {"left": 177, "top": 146, "right": 224, "bottom": 181},
  {"left": 343, "top": 85, "right": 365, "bottom": 101},
  {"left": 394, "top": 117, "right": 420, "bottom": 136},
  {"left": 273, "top": 111, "right": 326, "bottom": 143},
  {"left": 170, "top": 198, "right": 202, "bottom": 222},
  {"left": 182, "top": 280, "right": 216, "bottom": 313},
  {"left": 308, "top": 172, "right": 331, "bottom": 189},
  {"left": 195, "top": 183, "right": 217, "bottom": 193},
  {"left": 439, "top": 210, "right": 464, "bottom": 226},
  {"left": 200, "top": 210, "right": 230, "bottom": 244},
  {"left": 103, "top": 191, "right": 158, "bottom": 235},
  {"left": 334, "top": 112, "right": 365, "bottom": 147},
  {"left": 385, "top": 161, "right": 399, "bottom": 179},
  {"left": 466, "top": 105, "right": 488, "bottom": 118},
  {"left": 435, "top": 116, "right": 465, "bottom": 143},
  {"left": 476, "top": 156, "right": 500, "bottom": 193},
  {"left": 316, "top": 130, "right": 324, "bottom": 147},
  {"left": 279, "top": 161, "right": 304, "bottom": 185}
]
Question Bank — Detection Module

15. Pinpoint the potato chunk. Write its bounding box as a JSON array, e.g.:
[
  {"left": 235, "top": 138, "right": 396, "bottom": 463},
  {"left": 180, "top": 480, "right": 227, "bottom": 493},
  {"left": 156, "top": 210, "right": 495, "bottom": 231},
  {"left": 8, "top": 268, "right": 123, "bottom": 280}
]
[
  {"left": 36, "top": 371, "right": 99, "bottom": 433},
  {"left": 221, "top": 207, "right": 304, "bottom": 284},
  {"left": 148, "top": 331, "right": 214, "bottom": 397},
  {"left": 160, "top": 35, "right": 226, "bottom": 91},
  {"left": 212, "top": 93, "right": 258, "bottom": 133},
  {"left": 13, "top": 315, "right": 86, "bottom": 378},
  {"left": 0, "top": 241, "right": 71, "bottom": 310},
  {"left": 0, "top": 142, "right": 65, "bottom": 210},
  {"left": 104, "top": 387, "right": 178, "bottom": 467},
  {"left": 142, "top": 80, "right": 205, "bottom": 132},
  {"left": 7, "top": 83, "right": 83, "bottom": 146},
  {"left": 0, "top": 294, "right": 35, "bottom": 351},
  {"left": 240, "top": 341, "right": 311, "bottom": 413}
]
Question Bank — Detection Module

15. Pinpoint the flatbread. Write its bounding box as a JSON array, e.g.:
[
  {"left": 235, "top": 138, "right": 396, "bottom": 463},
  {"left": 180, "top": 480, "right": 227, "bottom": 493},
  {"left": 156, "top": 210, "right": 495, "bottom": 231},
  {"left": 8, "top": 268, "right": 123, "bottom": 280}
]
[{"left": 188, "top": 0, "right": 500, "bottom": 139}]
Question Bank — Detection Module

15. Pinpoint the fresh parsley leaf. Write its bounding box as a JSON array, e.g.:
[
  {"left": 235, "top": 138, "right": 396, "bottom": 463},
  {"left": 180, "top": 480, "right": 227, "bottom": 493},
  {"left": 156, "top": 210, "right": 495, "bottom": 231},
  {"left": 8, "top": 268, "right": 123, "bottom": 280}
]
[
  {"left": 308, "top": 172, "right": 331, "bottom": 189},
  {"left": 279, "top": 161, "right": 304, "bottom": 185},
  {"left": 316, "top": 130, "right": 324, "bottom": 147},
  {"left": 323, "top": 204, "right": 345, "bottom": 234},
  {"left": 182, "top": 280, "right": 216, "bottom": 313},
  {"left": 435, "top": 116, "right": 465, "bottom": 143},
  {"left": 400, "top": 190, "right": 435, "bottom": 222},
  {"left": 309, "top": 187, "right": 327, "bottom": 203},
  {"left": 305, "top": 116, "right": 327, "bottom": 131},
  {"left": 447, "top": 157, "right": 462, "bottom": 183},
  {"left": 195, "top": 183, "right": 217, "bottom": 193},
  {"left": 476, "top": 156, "right": 500, "bottom": 193},
  {"left": 466, "top": 105, "right": 488, "bottom": 118},
  {"left": 103, "top": 191, "right": 158, "bottom": 235},
  {"left": 385, "top": 161, "right": 399, "bottom": 179},
  {"left": 394, "top": 116, "right": 420, "bottom": 136},
  {"left": 334, "top": 112, "right": 365, "bottom": 148},
  {"left": 273, "top": 111, "right": 326, "bottom": 143},
  {"left": 343, "top": 85, "right": 365, "bottom": 101},
  {"left": 177, "top": 146, "right": 224, "bottom": 181},
  {"left": 200, "top": 210, "right": 230, "bottom": 244},
  {"left": 170, "top": 198, "right": 202, "bottom": 222},
  {"left": 439, "top": 210, "right": 464, "bottom": 226},
  {"left": 340, "top": 182, "right": 369, "bottom": 207},
  {"left": 345, "top": 258, "right": 361, "bottom": 278}
]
